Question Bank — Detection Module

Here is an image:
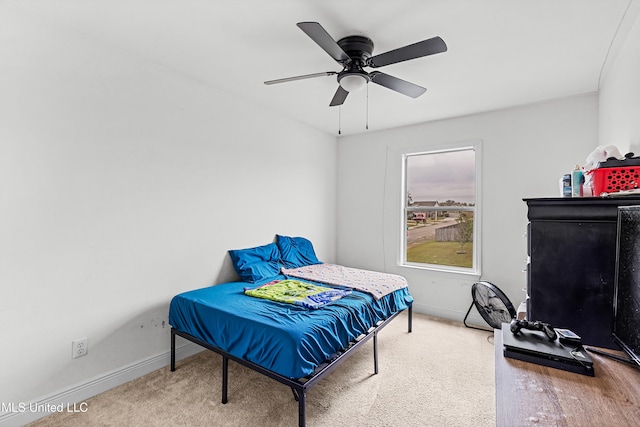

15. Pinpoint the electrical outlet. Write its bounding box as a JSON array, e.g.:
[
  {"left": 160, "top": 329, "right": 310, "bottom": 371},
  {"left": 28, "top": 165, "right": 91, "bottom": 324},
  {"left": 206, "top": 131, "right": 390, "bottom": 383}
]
[{"left": 72, "top": 338, "right": 88, "bottom": 359}]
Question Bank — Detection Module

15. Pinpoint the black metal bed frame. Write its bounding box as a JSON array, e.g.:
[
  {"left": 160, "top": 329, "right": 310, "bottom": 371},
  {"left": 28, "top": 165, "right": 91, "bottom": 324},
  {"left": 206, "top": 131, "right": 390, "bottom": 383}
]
[{"left": 170, "top": 304, "right": 412, "bottom": 427}]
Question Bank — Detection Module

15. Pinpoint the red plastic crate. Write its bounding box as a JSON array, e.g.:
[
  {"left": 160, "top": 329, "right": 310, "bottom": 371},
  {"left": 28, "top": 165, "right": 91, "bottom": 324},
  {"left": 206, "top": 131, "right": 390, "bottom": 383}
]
[{"left": 590, "top": 167, "right": 640, "bottom": 196}]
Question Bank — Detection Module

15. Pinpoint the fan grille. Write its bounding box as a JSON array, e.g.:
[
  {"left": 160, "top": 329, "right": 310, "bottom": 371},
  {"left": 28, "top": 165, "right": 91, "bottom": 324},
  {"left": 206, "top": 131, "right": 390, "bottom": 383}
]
[{"left": 471, "top": 282, "right": 516, "bottom": 329}]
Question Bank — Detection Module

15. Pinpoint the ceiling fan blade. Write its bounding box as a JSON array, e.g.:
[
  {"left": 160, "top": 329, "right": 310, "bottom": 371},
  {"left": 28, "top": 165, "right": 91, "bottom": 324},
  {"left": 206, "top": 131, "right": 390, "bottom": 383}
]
[
  {"left": 369, "top": 71, "right": 426, "bottom": 98},
  {"left": 264, "top": 71, "right": 337, "bottom": 85},
  {"left": 368, "top": 36, "right": 447, "bottom": 68},
  {"left": 329, "top": 86, "right": 349, "bottom": 106},
  {"left": 297, "top": 22, "right": 351, "bottom": 64}
]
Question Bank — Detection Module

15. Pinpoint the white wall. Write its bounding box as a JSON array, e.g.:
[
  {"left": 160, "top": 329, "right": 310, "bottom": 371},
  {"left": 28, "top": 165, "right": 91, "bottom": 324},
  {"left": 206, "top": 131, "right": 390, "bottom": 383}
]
[
  {"left": 0, "top": 6, "right": 337, "bottom": 419},
  {"left": 336, "top": 95, "right": 599, "bottom": 320},
  {"left": 599, "top": 4, "right": 640, "bottom": 154}
]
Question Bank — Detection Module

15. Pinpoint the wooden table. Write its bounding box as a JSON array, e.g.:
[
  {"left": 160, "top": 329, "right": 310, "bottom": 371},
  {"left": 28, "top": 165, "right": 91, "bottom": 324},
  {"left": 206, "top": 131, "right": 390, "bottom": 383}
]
[{"left": 495, "top": 330, "right": 640, "bottom": 426}]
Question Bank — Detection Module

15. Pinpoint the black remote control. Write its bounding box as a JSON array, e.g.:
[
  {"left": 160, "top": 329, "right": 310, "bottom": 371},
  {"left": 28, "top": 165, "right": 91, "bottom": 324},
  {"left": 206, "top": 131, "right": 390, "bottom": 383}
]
[
  {"left": 556, "top": 328, "right": 582, "bottom": 345},
  {"left": 510, "top": 319, "right": 557, "bottom": 340}
]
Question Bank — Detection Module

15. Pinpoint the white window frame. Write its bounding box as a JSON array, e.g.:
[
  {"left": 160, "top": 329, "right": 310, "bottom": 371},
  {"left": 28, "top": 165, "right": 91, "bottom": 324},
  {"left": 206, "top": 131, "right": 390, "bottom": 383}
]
[{"left": 400, "top": 140, "right": 482, "bottom": 276}]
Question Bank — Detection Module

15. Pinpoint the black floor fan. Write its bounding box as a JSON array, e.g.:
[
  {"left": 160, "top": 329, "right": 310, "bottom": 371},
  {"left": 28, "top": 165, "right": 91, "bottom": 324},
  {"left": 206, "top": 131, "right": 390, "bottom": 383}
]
[{"left": 464, "top": 281, "right": 516, "bottom": 331}]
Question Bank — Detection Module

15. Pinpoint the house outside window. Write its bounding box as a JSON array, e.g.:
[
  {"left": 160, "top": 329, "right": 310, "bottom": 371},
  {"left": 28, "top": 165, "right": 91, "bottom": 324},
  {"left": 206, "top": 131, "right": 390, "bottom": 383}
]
[{"left": 402, "top": 142, "right": 481, "bottom": 275}]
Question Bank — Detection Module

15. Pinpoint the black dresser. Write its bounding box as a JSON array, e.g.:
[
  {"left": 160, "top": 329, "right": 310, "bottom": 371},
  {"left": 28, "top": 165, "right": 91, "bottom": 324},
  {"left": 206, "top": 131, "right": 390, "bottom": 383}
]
[{"left": 525, "top": 197, "right": 640, "bottom": 349}]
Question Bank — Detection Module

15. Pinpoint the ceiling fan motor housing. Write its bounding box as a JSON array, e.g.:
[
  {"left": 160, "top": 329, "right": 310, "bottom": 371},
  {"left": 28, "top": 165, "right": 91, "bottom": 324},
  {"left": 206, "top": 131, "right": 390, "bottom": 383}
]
[
  {"left": 336, "top": 35, "right": 374, "bottom": 89},
  {"left": 337, "top": 35, "right": 374, "bottom": 63}
]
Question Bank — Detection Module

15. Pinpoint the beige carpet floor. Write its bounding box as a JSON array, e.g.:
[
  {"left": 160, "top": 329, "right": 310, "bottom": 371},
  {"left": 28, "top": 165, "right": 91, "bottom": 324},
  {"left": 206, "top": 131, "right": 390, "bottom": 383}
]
[{"left": 27, "top": 312, "right": 496, "bottom": 427}]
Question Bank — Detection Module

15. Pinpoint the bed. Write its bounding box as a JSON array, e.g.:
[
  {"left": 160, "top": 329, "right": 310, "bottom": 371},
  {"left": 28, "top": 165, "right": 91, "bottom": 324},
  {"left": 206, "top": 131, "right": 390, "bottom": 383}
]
[{"left": 168, "top": 235, "right": 413, "bottom": 426}]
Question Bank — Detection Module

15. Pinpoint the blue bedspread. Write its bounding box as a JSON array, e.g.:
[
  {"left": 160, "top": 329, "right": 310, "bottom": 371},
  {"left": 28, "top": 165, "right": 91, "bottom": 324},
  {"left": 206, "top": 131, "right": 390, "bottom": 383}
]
[{"left": 169, "top": 275, "right": 413, "bottom": 379}]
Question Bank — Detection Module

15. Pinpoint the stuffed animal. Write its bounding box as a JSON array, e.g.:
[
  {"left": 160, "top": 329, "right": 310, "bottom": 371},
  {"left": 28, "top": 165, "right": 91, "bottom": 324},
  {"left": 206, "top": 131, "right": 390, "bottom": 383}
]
[{"left": 584, "top": 145, "right": 624, "bottom": 171}]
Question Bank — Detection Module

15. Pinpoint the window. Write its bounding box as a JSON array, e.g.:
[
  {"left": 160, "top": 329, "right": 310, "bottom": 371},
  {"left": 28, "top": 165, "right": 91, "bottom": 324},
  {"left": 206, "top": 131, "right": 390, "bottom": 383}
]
[{"left": 402, "top": 142, "right": 481, "bottom": 275}]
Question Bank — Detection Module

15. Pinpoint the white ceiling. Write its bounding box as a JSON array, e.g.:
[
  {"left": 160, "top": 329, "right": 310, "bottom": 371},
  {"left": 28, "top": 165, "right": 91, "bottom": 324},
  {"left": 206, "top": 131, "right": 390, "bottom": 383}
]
[{"left": 4, "top": 0, "right": 637, "bottom": 135}]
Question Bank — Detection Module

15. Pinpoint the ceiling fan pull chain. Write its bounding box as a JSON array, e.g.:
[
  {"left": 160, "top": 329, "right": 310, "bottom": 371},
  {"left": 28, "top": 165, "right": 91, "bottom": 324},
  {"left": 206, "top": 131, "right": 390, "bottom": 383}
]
[
  {"left": 366, "top": 83, "right": 369, "bottom": 130},
  {"left": 338, "top": 106, "right": 342, "bottom": 135}
]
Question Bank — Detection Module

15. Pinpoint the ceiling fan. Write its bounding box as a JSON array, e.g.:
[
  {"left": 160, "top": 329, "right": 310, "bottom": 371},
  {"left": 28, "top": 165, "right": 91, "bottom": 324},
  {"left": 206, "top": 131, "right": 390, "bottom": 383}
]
[{"left": 264, "top": 22, "right": 447, "bottom": 107}]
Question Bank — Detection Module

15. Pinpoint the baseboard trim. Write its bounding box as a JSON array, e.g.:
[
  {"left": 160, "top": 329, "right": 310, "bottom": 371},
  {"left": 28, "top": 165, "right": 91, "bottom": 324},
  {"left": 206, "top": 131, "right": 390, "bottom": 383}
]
[
  {"left": 0, "top": 342, "right": 203, "bottom": 427},
  {"left": 411, "top": 301, "right": 490, "bottom": 329}
]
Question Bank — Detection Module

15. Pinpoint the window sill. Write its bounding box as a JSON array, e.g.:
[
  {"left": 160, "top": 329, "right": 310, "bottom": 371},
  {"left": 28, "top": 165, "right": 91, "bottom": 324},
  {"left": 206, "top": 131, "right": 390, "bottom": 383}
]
[{"left": 399, "top": 262, "right": 481, "bottom": 278}]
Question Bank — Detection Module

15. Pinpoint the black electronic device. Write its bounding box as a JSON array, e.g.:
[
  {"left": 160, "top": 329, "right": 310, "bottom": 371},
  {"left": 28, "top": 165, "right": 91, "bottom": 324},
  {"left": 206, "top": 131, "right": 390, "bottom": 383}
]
[
  {"left": 510, "top": 319, "right": 557, "bottom": 341},
  {"left": 502, "top": 324, "right": 594, "bottom": 376},
  {"left": 611, "top": 206, "right": 640, "bottom": 367}
]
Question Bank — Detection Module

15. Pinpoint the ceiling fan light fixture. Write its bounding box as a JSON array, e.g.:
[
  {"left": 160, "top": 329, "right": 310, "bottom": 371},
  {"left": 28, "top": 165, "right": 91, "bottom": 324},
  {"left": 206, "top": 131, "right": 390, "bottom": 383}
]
[{"left": 338, "top": 73, "right": 369, "bottom": 92}]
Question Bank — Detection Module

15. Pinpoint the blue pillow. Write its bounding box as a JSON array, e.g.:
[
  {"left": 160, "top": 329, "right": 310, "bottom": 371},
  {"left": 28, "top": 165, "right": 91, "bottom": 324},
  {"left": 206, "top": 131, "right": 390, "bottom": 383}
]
[
  {"left": 228, "top": 243, "right": 282, "bottom": 283},
  {"left": 276, "top": 235, "right": 321, "bottom": 269}
]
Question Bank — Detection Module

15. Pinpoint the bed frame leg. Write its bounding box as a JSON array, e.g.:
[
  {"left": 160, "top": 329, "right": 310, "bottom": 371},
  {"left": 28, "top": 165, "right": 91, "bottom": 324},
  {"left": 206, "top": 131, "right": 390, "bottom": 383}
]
[
  {"left": 408, "top": 305, "right": 413, "bottom": 333},
  {"left": 373, "top": 332, "right": 379, "bottom": 374},
  {"left": 221, "top": 356, "right": 229, "bottom": 404},
  {"left": 298, "top": 389, "right": 306, "bottom": 427},
  {"left": 170, "top": 329, "right": 176, "bottom": 372}
]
